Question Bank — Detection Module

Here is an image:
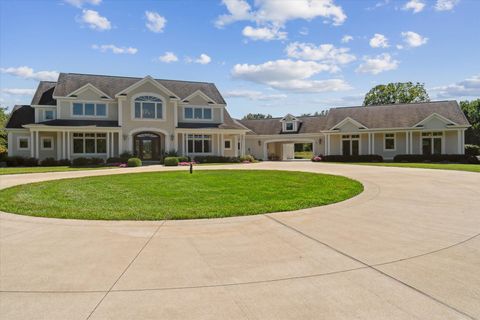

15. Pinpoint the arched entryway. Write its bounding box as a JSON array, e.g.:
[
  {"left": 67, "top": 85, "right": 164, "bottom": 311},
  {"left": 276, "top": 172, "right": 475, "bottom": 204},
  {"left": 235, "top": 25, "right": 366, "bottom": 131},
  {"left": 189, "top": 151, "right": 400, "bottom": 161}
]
[{"left": 133, "top": 132, "right": 162, "bottom": 160}]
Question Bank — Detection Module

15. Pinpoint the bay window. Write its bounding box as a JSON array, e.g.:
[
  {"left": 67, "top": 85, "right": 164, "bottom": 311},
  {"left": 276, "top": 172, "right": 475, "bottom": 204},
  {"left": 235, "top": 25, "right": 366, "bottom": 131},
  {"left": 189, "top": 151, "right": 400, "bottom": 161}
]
[
  {"left": 73, "top": 133, "right": 107, "bottom": 154},
  {"left": 187, "top": 134, "right": 212, "bottom": 153},
  {"left": 134, "top": 96, "right": 163, "bottom": 120}
]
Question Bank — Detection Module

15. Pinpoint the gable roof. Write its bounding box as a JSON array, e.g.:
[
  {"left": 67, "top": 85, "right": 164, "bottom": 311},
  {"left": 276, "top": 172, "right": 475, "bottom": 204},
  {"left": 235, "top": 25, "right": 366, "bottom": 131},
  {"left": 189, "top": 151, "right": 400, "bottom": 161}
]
[
  {"left": 240, "top": 116, "right": 328, "bottom": 135},
  {"left": 53, "top": 73, "right": 226, "bottom": 104},
  {"left": 31, "top": 81, "right": 57, "bottom": 105},
  {"left": 5, "top": 105, "right": 34, "bottom": 128}
]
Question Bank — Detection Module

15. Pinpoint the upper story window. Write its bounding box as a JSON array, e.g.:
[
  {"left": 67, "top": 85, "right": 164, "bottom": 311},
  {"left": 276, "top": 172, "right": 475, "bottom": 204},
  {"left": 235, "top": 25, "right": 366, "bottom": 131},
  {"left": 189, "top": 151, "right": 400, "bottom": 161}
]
[
  {"left": 72, "top": 102, "right": 107, "bottom": 117},
  {"left": 134, "top": 95, "right": 163, "bottom": 120},
  {"left": 184, "top": 107, "right": 212, "bottom": 120},
  {"left": 44, "top": 110, "right": 54, "bottom": 120},
  {"left": 285, "top": 122, "right": 295, "bottom": 131}
]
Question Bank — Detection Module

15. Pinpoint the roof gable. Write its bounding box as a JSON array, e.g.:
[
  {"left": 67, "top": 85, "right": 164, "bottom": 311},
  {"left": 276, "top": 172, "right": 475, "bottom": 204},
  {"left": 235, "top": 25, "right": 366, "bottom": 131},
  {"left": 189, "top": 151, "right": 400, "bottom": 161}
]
[
  {"left": 66, "top": 83, "right": 112, "bottom": 99},
  {"left": 413, "top": 112, "right": 458, "bottom": 128},
  {"left": 115, "top": 76, "right": 179, "bottom": 99},
  {"left": 182, "top": 90, "right": 217, "bottom": 104},
  {"left": 330, "top": 116, "right": 368, "bottom": 131}
]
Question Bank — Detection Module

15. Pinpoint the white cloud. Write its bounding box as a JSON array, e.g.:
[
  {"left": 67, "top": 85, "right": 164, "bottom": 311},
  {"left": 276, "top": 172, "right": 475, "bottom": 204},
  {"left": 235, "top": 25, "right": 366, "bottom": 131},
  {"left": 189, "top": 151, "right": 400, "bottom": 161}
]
[
  {"left": 92, "top": 44, "right": 137, "bottom": 54},
  {"left": 215, "top": 0, "right": 252, "bottom": 28},
  {"left": 434, "top": 0, "right": 459, "bottom": 11},
  {"left": 145, "top": 11, "right": 166, "bottom": 33},
  {"left": 242, "top": 25, "right": 287, "bottom": 41},
  {"left": 224, "top": 90, "right": 287, "bottom": 101},
  {"left": 80, "top": 9, "right": 111, "bottom": 30},
  {"left": 231, "top": 59, "right": 350, "bottom": 93},
  {"left": 341, "top": 35, "right": 353, "bottom": 43},
  {"left": 432, "top": 75, "right": 480, "bottom": 98},
  {"left": 157, "top": 52, "right": 178, "bottom": 63},
  {"left": 64, "top": 0, "right": 101, "bottom": 8},
  {"left": 366, "top": 0, "right": 390, "bottom": 11},
  {"left": 186, "top": 54, "right": 212, "bottom": 65},
  {"left": 369, "top": 33, "right": 389, "bottom": 48},
  {"left": 1, "top": 88, "right": 36, "bottom": 96},
  {"left": 285, "top": 42, "right": 356, "bottom": 65},
  {"left": 400, "top": 31, "right": 428, "bottom": 48},
  {"left": 402, "top": 0, "right": 426, "bottom": 13},
  {"left": 0, "top": 66, "right": 59, "bottom": 81},
  {"left": 356, "top": 53, "right": 399, "bottom": 75}
]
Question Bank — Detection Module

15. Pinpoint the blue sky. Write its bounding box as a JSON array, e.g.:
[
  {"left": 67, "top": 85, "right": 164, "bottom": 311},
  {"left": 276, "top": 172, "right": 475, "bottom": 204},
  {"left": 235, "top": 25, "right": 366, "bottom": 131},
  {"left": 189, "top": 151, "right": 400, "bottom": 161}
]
[{"left": 1, "top": 0, "right": 479, "bottom": 118}]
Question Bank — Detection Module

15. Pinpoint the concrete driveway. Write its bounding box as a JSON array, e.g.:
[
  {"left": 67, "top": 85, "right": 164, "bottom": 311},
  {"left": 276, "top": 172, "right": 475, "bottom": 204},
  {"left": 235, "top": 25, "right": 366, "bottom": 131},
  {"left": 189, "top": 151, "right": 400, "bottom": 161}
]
[{"left": 1, "top": 162, "right": 479, "bottom": 320}]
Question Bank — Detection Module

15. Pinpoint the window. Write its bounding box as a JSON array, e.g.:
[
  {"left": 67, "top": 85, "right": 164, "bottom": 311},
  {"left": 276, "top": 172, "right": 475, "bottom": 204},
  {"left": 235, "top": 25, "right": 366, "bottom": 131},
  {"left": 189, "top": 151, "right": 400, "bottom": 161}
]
[
  {"left": 44, "top": 110, "right": 54, "bottom": 120},
  {"left": 224, "top": 139, "right": 232, "bottom": 150},
  {"left": 285, "top": 122, "right": 294, "bottom": 131},
  {"left": 341, "top": 134, "right": 360, "bottom": 156},
  {"left": 184, "top": 107, "right": 212, "bottom": 120},
  {"left": 384, "top": 133, "right": 395, "bottom": 151},
  {"left": 41, "top": 137, "right": 53, "bottom": 150},
  {"left": 72, "top": 102, "right": 108, "bottom": 117},
  {"left": 187, "top": 134, "right": 212, "bottom": 153},
  {"left": 134, "top": 96, "right": 163, "bottom": 120},
  {"left": 18, "top": 137, "right": 29, "bottom": 150},
  {"left": 73, "top": 133, "right": 107, "bottom": 154},
  {"left": 422, "top": 132, "right": 443, "bottom": 155}
]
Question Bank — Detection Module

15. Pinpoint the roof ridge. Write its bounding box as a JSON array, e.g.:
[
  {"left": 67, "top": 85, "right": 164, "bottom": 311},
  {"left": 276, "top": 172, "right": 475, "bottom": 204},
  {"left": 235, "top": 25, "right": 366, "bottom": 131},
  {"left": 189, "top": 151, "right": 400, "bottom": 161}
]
[{"left": 63, "top": 72, "right": 214, "bottom": 85}]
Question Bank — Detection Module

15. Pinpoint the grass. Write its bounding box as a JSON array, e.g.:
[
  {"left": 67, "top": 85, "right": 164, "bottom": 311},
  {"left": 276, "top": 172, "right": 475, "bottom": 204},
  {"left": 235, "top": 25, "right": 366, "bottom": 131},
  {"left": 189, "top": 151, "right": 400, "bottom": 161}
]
[
  {"left": 349, "top": 162, "right": 480, "bottom": 173},
  {"left": 0, "top": 170, "right": 363, "bottom": 220},
  {"left": 0, "top": 166, "right": 118, "bottom": 175}
]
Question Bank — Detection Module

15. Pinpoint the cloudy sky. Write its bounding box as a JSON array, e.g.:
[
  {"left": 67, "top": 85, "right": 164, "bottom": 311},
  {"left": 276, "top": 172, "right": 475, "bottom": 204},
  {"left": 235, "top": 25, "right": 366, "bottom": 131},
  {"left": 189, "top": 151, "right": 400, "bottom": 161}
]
[{"left": 0, "top": 0, "right": 479, "bottom": 118}]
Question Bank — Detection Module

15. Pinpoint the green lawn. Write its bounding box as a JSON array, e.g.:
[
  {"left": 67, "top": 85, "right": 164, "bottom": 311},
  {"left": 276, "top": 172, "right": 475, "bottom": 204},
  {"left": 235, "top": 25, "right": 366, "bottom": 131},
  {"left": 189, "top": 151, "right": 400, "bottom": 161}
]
[
  {"left": 0, "top": 170, "right": 363, "bottom": 220},
  {"left": 0, "top": 166, "right": 119, "bottom": 175},
  {"left": 350, "top": 162, "right": 480, "bottom": 173}
]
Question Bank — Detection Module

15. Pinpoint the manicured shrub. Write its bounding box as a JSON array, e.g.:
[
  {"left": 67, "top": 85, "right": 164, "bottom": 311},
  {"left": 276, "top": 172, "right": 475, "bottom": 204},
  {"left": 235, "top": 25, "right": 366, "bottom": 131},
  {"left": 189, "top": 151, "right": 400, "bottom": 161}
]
[
  {"left": 465, "top": 144, "right": 480, "bottom": 156},
  {"left": 393, "top": 154, "right": 479, "bottom": 164},
  {"left": 127, "top": 157, "right": 142, "bottom": 167},
  {"left": 120, "top": 152, "right": 133, "bottom": 162},
  {"left": 106, "top": 157, "right": 122, "bottom": 164},
  {"left": 89, "top": 158, "right": 105, "bottom": 165},
  {"left": 164, "top": 157, "right": 179, "bottom": 166},
  {"left": 322, "top": 155, "right": 383, "bottom": 162},
  {"left": 24, "top": 157, "right": 39, "bottom": 167},
  {"left": 72, "top": 157, "right": 90, "bottom": 166},
  {"left": 239, "top": 155, "right": 255, "bottom": 163},
  {"left": 58, "top": 159, "right": 71, "bottom": 166},
  {"left": 194, "top": 156, "right": 241, "bottom": 163},
  {"left": 6, "top": 156, "right": 25, "bottom": 167},
  {"left": 40, "top": 157, "right": 58, "bottom": 166},
  {"left": 177, "top": 156, "right": 189, "bottom": 162}
]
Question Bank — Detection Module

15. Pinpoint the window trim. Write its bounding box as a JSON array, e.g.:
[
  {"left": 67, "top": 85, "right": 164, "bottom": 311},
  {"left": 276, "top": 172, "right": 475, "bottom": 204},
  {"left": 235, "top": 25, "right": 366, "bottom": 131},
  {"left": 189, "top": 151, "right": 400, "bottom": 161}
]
[
  {"left": 41, "top": 136, "right": 54, "bottom": 150},
  {"left": 187, "top": 134, "right": 213, "bottom": 154},
  {"left": 224, "top": 139, "right": 232, "bottom": 150},
  {"left": 183, "top": 106, "right": 213, "bottom": 121},
  {"left": 341, "top": 134, "right": 361, "bottom": 156},
  {"left": 71, "top": 101, "right": 109, "bottom": 118},
  {"left": 421, "top": 131, "right": 444, "bottom": 155},
  {"left": 282, "top": 121, "right": 297, "bottom": 132},
  {"left": 17, "top": 136, "right": 30, "bottom": 150},
  {"left": 43, "top": 109, "right": 55, "bottom": 121},
  {"left": 72, "top": 132, "right": 108, "bottom": 155},
  {"left": 131, "top": 93, "right": 166, "bottom": 122},
  {"left": 383, "top": 133, "right": 396, "bottom": 151}
]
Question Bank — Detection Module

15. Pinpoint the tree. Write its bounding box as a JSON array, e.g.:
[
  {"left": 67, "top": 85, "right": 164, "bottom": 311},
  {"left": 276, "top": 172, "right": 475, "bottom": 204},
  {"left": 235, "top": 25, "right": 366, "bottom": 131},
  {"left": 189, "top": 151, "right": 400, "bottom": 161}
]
[
  {"left": 363, "top": 82, "right": 430, "bottom": 106},
  {"left": 0, "top": 106, "right": 9, "bottom": 155},
  {"left": 460, "top": 99, "right": 480, "bottom": 145},
  {"left": 242, "top": 113, "right": 273, "bottom": 120},
  {"left": 300, "top": 110, "right": 329, "bottom": 117}
]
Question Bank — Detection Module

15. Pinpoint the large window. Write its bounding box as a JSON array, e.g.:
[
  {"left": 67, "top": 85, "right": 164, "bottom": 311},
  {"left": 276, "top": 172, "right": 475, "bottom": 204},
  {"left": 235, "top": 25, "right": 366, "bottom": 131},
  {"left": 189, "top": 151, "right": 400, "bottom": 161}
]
[
  {"left": 73, "top": 133, "right": 107, "bottom": 154},
  {"left": 422, "top": 132, "right": 442, "bottom": 155},
  {"left": 384, "top": 133, "right": 395, "bottom": 151},
  {"left": 341, "top": 134, "right": 360, "bottom": 156},
  {"left": 134, "top": 96, "right": 163, "bottom": 120},
  {"left": 184, "top": 107, "right": 212, "bottom": 120},
  {"left": 187, "top": 134, "right": 212, "bottom": 153},
  {"left": 72, "top": 103, "right": 107, "bottom": 117},
  {"left": 18, "top": 137, "right": 29, "bottom": 150}
]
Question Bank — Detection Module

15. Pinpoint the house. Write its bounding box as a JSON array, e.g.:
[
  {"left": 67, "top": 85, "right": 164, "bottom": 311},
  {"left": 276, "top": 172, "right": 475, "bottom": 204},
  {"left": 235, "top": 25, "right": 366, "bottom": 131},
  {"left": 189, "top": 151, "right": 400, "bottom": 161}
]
[{"left": 5, "top": 72, "right": 470, "bottom": 161}]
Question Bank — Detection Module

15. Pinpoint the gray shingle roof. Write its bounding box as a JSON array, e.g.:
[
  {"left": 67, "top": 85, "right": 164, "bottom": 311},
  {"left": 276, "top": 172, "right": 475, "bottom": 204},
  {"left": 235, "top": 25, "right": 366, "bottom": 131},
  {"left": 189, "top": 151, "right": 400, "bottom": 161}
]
[
  {"left": 53, "top": 73, "right": 226, "bottom": 104},
  {"left": 239, "top": 101, "right": 469, "bottom": 135},
  {"left": 5, "top": 105, "right": 34, "bottom": 128},
  {"left": 37, "top": 119, "right": 119, "bottom": 127},
  {"left": 31, "top": 81, "right": 57, "bottom": 105}
]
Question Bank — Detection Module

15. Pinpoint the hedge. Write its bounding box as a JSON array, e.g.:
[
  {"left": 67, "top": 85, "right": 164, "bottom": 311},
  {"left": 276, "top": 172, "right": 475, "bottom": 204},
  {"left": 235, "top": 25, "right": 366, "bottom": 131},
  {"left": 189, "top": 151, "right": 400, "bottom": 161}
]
[
  {"left": 465, "top": 144, "right": 480, "bottom": 156},
  {"left": 322, "top": 155, "right": 383, "bottom": 162},
  {"left": 164, "top": 157, "right": 179, "bottom": 166},
  {"left": 194, "top": 156, "right": 241, "bottom": 163},
  {"left": 393, "top": 154, "right": 479, "bottom": 164},
  {"left": 72, "top": 157, "right": 105, "bottom": 167}
]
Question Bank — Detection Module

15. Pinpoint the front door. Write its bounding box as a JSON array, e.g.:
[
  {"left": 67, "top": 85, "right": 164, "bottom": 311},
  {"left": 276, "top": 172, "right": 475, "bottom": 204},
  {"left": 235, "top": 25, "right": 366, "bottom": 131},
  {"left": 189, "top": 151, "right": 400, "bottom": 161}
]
[{"left": 134, "top": 133, "right": 161, "bottom": 160}]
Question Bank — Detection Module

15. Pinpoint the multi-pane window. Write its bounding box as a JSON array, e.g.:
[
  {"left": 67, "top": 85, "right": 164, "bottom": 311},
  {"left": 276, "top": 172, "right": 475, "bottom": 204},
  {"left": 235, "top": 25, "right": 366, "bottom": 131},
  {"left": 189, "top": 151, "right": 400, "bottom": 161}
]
[
  {"left": 384, "top": 133, "right": 395, "bottom": 150},
  {"left": 41, "top": 137, "right": 53, "bottom": 150},
  {"left": 73, "top": 133, "right": 107, "bottom": 154},
  {"left": 134, "top": 96, "right": 163, "bottom": 119},
  {"left": 184, "top": 107, "right": 212, "bottom": 120},
  {"left": 18, "top": 138, "right": 29, "bottom": 150},
  {"left": 72, "top": 103, "right": 107, "bottom": 116},
  {"left": 422, "top": 132, "right": 443, "bottom": 155},
  {"left": 187, "top": 134, "right": 212, "bottom": 153},
  {"left": 44, "top": 110, "right": 54, "bottom": 120},
  {"left": 224, "top": 139, "right": 232, "bottom": 150},
  {"left": 341, "top": 134, "right": 360, "bottom": 156}
]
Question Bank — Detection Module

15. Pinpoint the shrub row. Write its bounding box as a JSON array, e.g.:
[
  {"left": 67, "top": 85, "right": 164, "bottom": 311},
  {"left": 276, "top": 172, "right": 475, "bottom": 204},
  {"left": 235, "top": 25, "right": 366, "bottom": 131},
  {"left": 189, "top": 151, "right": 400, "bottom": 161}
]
[
  {"left": 393, "top": 154, "right": 479, "bottom": 164},
  {"left": 194, "top": 155, "right": 242, "bottom": 164},
  {"left": 320, "top": 155, "right": 384, "bottom": 162},
  {"left": 465, "top": 144, "right": 480, "bottom": 156},
  {"left": 71, "top": 157, "right": 105, "bottom": 167},
  {"left": 40, "top": 158, "right": 72, "bottom": 166}
]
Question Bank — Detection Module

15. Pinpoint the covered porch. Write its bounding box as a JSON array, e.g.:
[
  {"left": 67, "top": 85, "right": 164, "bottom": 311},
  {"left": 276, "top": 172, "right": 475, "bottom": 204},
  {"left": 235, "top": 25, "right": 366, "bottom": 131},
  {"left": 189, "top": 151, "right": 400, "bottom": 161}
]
[{"left": 176, "top": 129, "right": 247, "bottom": 158}]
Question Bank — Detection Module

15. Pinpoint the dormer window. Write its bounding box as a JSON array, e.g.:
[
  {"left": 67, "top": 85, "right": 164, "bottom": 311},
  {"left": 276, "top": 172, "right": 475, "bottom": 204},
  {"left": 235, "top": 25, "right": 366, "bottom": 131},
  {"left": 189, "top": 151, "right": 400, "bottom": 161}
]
[
  {"left": 280, "top": 114, "right": 299, "bottom": 133},
  {"left": 285, "top": 122, "right": 294, "bottom": 131}
]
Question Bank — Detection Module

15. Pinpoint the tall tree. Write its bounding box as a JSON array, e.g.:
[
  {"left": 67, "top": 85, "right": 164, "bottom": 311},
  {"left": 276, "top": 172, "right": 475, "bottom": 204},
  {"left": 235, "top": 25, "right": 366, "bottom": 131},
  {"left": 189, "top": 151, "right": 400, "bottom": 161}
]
[
  {"left": 300, "top": 110, "right": 329, "bottom": 117},
  {"left": 460, "top": 99, "right": 480, "bottom": 145},
  {"left": 363, "top": 82, "right": 430, "bottom": 106},
  {"left": 0, "top": 106, "right": 9, "bottom": 154},
  {"left": 242, "top": 113, "right": 273, "bottom": 120}
]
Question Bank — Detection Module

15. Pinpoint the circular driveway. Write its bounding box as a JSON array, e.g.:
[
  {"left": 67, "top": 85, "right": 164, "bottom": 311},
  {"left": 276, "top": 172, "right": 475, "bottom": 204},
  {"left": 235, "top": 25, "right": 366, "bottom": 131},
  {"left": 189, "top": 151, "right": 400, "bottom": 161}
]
[{"left": 1, "top": 162, "right": 479, "bottom": 320}]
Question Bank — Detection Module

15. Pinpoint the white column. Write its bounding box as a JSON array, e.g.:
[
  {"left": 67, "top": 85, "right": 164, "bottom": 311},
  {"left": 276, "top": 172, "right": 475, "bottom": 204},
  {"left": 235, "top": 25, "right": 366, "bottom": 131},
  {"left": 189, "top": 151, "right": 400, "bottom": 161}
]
[
  {"left": 461, "top": 130, "right": 465, "bottom": 154},
  {"left": 216, "top": 134, "right": 221, "bottom": 156},
  {"left": 173, "top": 132, "right": 178, "bottom": 153},
  {"left": 30, "top": 131, "right": 34, "bottom": 158},
  {"left": 66, "top": 132, "right": 71, "bottom": 160},
  {"left": 457, "top": 130, "right": 462, "bottom": 154},
  {"left": 406, "top": 131, "right": 409, "bottom": 154},
  {"left": 368, "top": 133, "right": 372, "bottom": 155},
  {"left": 57, "top": 132, "right": 61, "bottom": 159},
  {"left": 326, "top": 134, "right": 331, "bottom": 156},
  {"left": 173, "top": 101, "right": 178, "bottom": 127},
  {"left": 371, "top": 133, "right": 375, "bottom": 154},
  {"left": 106, "top": 132, "right": 110, "bottom": 158},
  {"left": 182, "top": 133, "right": 185, "bottom": 155},
  {"left": 62, "top": 131, "right": 66, "bottom": 159},
  {"left": 442, "top": 130, "right": 446, "bottom": 154},
  {"left": 410, "top": 132, "right": 413, "bottom": 154},
  {"left": 241, "top": 134, "right": 246, "bottom": 156},
  {"left": 118, "top": 132, "right": 123, "bottom": 155},
  {"left": 35, "top": 131, "right": 40, "bottom": 159},
  {"left": 234, "top": 135, "right": 238, "bottom": 157},
  {"left": 118, "top": 98, "right": 124, "bottom": 126},
  {"left": 221, "top": 134, "right": 225, "bottom": 156}
]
